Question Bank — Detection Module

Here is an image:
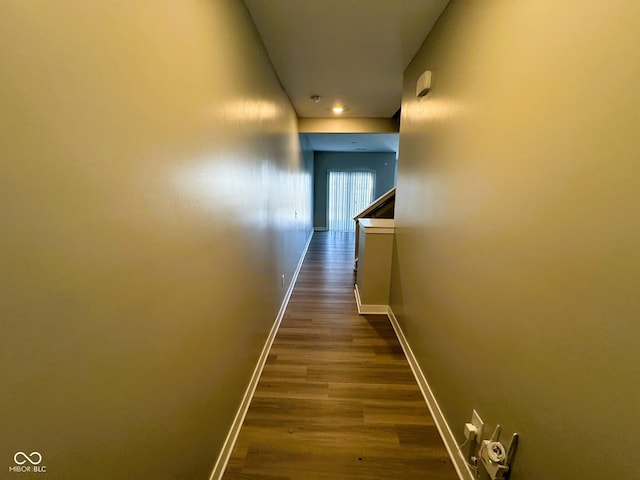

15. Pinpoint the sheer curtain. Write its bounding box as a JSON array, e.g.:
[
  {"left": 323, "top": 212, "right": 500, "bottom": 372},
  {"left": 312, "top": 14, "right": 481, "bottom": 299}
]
[{"left": 327, "top": 171, "right": 376, "bottom": 232}]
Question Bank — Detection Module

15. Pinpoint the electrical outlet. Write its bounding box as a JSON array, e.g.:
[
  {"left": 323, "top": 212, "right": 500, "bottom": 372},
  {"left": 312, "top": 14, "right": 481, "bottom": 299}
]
[{"left": 471, "top": 410, "right": 484, "bottom": 444}]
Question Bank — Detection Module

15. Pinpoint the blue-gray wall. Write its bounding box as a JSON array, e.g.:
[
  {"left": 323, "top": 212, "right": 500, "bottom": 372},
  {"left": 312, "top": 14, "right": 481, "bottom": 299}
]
[{"left": 313, "top": 151, "right": 397, "bottom": 229}]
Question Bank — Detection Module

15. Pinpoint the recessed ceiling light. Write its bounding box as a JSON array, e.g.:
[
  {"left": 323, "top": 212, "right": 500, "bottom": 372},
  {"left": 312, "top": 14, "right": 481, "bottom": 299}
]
[
  {"left": 310, "top": 95, "right": 321, "bottom": 103},
  {"left": 332, "top": 105, "right": 345, "bottom": 114}
]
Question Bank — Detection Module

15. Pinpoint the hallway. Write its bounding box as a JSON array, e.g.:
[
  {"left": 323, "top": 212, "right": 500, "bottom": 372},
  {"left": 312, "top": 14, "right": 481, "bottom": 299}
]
[{"left": 222, "top": 232, "right": 457, "bottom": 480}]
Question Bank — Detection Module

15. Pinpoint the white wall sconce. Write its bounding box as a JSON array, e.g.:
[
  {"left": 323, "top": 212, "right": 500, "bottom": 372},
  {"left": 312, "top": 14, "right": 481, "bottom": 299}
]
[{"left": 416, "top": 70, "right": 432, "bottom": 97}]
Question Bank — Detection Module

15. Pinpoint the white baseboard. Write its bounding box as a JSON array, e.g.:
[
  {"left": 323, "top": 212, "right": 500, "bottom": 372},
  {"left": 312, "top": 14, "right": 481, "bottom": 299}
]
[
  {"left": 208, "top": 230, "right": 314, "bottom": 480},
  {"left": 313, "top": 227, "right": 328, "bottom": 231},
  {"left": 386, "top": 307, "right": 474, "bottom": 480},
  {"left": 353, "top": 284, "right": 389, "bottom": 315}
]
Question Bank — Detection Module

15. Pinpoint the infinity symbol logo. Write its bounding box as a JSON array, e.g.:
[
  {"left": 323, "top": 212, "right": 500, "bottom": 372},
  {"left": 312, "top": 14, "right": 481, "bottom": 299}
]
[{"left": 14, "top": 451, "right": 42, "bottom": 465}]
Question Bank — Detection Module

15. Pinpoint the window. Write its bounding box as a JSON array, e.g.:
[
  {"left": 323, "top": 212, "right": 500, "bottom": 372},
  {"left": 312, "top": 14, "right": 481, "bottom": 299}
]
[{"left": 327, "top": 171, "right": 375, "bottom": 232}]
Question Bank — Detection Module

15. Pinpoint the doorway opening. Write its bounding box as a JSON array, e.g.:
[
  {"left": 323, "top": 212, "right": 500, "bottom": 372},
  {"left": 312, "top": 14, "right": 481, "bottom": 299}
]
[{"left": 327, "top": 170, "right": 376, "bottom": 232}]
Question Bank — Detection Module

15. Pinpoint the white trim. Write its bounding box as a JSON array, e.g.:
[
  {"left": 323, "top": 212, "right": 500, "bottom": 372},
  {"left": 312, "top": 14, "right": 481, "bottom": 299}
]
[
  {"left": 358, "top": 218, "right": 395, "bottom": 234},
  {"left": 208, "top": 230, "right": 314, "bottom": 480},
  {"left": 386, "top": 307, "right": 475, "bottom": 480},
  {"left": 353, "top": 284, "right": 389, "bottom": 315}
]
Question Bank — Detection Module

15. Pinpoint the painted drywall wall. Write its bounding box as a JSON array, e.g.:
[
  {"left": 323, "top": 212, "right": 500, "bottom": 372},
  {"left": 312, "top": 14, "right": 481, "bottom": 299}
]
[
  {"left": 314, "top": 151, "right": 397, "bottom": 229},
  {"left": 391, "top": 1, "right": 640, "bottom": 479},
  {"left": 298, "top": 117, "right": 398, "bottom": 133},
  {"left": 0, "top": 1, "right": 311, "bottom": 479}
]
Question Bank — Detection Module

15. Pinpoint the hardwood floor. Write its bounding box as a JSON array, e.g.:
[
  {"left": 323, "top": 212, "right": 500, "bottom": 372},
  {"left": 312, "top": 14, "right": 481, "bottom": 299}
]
[{"left": 222, "top": 231, "right": 458, "bottom": 480}]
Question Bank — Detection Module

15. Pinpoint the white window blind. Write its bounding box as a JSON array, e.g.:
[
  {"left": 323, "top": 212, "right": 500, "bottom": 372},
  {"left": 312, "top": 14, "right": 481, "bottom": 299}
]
[{"left": 327, "top": 171, "right": 376, "bottom": 232}]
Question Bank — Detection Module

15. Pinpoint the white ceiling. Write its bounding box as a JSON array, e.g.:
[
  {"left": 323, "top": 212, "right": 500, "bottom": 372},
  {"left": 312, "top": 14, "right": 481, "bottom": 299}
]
[
  {"left": 243, "top": 0, "right": 448, "bottom": 151},
  {"left": 244, "top": 0, "right": 448, "bottom": 118}
]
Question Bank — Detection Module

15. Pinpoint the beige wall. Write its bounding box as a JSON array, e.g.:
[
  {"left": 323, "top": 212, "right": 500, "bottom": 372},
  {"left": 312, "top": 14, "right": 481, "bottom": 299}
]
[
  {"left": 0, "top": 1, "right": 311, "bottom": 478},
  {"left": 298, "top": 117, "right": 398, "bottom": 133},
  {"left": 391, "top": 1, "right": 640, "bottom": 478}
]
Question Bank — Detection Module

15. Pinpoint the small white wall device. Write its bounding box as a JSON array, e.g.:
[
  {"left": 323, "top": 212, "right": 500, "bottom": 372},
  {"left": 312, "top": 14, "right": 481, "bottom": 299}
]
[
  {"left": 479, "top": 425, "right": 519, "bottom": 480},
  {"left": 416, "top": 70, "right": 432, "bottom": 97}
]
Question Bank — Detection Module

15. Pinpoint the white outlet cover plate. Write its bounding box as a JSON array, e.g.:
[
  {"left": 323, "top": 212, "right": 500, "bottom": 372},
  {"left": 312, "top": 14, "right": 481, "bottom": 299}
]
[{"left": 471, "top": 409, "right": 484, "bottom": 444}]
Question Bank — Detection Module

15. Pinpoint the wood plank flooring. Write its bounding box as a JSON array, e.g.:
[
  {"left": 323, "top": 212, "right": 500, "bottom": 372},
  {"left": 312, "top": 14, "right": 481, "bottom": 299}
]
[{"left": 222, "top": 232, "right": 458, "bottom": 480}]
